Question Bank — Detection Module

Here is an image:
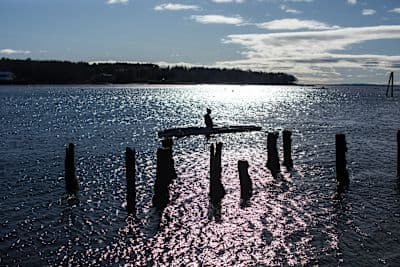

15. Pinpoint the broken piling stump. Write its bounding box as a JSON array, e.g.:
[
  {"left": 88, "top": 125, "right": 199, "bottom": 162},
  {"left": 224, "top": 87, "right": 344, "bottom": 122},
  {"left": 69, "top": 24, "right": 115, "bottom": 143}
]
[
  {"left": 282, "top": 130, "right": 293, "bottom": 170},
  {"left": 125, "top": 147, "right": 136, "bottom": 215},
  {"left": 266, "top": 132, "right": 280, "bottom": 178},
  {"left": 336, "top": 134, "right": 349, "bottom": 190},
  {"left": 238, "top": 160, "right": 252, "bottom": 202},
  {"left": 64, "top": 143, "right": 79, "bottom": 195}
]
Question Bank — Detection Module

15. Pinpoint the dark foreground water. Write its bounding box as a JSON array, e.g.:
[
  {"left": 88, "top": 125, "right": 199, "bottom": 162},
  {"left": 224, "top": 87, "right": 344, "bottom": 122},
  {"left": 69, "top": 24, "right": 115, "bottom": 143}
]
[{"left": 1, "top": 85, "right": 400, "bottom": 266}]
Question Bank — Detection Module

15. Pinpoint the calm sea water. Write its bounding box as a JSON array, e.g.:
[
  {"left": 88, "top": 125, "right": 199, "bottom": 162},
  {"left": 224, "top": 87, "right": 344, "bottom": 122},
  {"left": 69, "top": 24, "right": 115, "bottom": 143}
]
[{"left": 0, "top": 84, "right": 400, "bottom": 266}]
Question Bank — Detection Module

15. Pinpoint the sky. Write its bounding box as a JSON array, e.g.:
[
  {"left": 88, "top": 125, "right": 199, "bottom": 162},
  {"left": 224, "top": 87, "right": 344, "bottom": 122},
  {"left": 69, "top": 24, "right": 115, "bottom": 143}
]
[{"left": 1, "top": 0, "right": 400, "bottom": 84}]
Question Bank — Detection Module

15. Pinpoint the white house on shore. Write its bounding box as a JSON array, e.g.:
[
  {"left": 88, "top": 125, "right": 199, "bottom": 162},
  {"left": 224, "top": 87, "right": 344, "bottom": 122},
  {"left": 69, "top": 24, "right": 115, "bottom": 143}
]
[{"left": 0, "top": 72, "right": 15, "bottom": 81}]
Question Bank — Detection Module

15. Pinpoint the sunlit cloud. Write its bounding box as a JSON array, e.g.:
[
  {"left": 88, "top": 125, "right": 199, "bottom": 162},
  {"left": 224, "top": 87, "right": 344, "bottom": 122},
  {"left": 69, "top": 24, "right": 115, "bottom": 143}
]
[
  {"left": 347, "top": 0, "right": 357, "bottom": 5},
  {"left": 154, "top": 3, "right": 200, "bottom": 11},
  {"left": 211, "top": 0, "right": 245, "bottom": 3},
  {"left": 0, "top": 48, "right": 31, "bottom": 55},
  {"left": 218, "top": 25, "right": 400, "bottom": 83},
  {"left": 389, "top": 8, "right": 400, "bottom": 14},
  {"left": 280, "top": 5, "right": 302, "bottom": 14},
  {"left": 362, "top": 9, "right": 376, "bottom": 15},
  {"left": 191, "top": 14, "right": 244, "bottom": 25},
  {"left": 257, "top": 19, "right": 339, "bottom": 30},
  {"left": 106, "top": 0, "right": 128, "bottom": 4}
]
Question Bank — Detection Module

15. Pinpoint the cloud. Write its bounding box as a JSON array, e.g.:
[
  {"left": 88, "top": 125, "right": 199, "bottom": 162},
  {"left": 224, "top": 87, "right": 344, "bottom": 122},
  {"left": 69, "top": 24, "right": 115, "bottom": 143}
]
[
  {"left": 389, "top": 8, "right": 400, "bottom": 14},
  {"left": 0, "top": 49, "right": 31, "bottom": 55},
  {"left": 257, "top": 19, "right": 339, "bottom": 30},
  {"left": 106, "top": 0, "right": 128, "bottom": 4},
  {"left": 211, "top": 0, "right": 245, "bottom": 3},
  {"left": 362, "top": 9, "right": 376, "bottom": 16},
  {"left": 347, "top": 0, "right": 357, "bottom": 5},
  {"left": 191, "top": 15, "right": 244, "bottom": 25},
  {"left": 218, "top": 25, "right": 400, "bottom": 83},
  {"left": 280, "top": 5, "right": 302, "bottom": 14},
  {"left": 154, "top": 3, "right": 200, "bottom": 11}
]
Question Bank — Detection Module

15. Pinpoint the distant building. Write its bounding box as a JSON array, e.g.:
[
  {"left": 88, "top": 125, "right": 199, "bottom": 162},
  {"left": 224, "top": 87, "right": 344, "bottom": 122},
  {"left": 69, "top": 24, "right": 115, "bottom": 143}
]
[{"left": 0, "top": 71, "right": 14, "bottom": 81}]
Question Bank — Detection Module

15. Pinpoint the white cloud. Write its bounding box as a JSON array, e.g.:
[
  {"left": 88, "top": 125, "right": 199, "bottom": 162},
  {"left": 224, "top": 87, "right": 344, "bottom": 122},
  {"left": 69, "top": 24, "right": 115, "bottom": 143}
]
[
  {"left": 191, "top": 15, "right": 244, "bottom": 25},
  {"left": 362, "top": 9, "right": 376, "bottom": 16},
  {"left": 218, "top": 25, "right": 400, "bottom": 83},
  {"left": 347, "top": 0, "right": 357, "bottom": 5},
  {"left": 389, "top": 8, "right": 400, "bottom": 14},
  {"left": 154, "top": 3, "right": 200, "bottom": 11},
  {"left": 106, "top": 0, "right": 128, "bottom": 4},
  {"left": 211, "top": 0, "right": 245, "bottom": 3},
  {"left": 0, "top": 49, "right": 31, "bottom": 55},
  {"left": 258, "top": 19, "right": 339, "bottom": 30},
  {"left": 280, "top": 5, "right": 302, "bottom": 14}
]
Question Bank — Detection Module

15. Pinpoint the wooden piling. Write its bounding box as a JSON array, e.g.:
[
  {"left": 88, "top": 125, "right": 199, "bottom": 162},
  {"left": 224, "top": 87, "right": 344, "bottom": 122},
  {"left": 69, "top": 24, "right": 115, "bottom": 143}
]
[
  {"left": 266, "top": 132, "right": 280, "bottom": 177},
  {"left": 64, "top": 143, "right": 79, "bottom": 194},
  {"left": 238, "top": 160, "right": 252, "bottom": 201},
  {"left": 386, "top": 71, "right": 394, "bottom": 97},
  {"left": 125, "top": 147, "right": 136, "bottom": 215},
  {"left": 282, "top": 130, "right": 293, "bottom": 170},
  {"left": 152, "top": 147, "right": 175, "bottom": 210},
  {"left": 336, "top": 134, "right": 349, "bottom": 189},
  {"left": 209, "top": 143, "right": 226, "bottom": 204}
]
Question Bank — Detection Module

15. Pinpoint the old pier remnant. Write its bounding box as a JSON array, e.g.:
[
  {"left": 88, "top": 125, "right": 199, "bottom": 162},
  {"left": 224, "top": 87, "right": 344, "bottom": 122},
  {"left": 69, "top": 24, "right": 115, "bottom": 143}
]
[
  {"left": 282, "top": 130, "right": 293, "bottom": 170},
  {"left": 209, "top": 142, "right": 226, "bottom": 204},
  {"left": 152, "top": 146, "right": 176, "bottom": 211},
  {"left": 238, "top": 160, "right": 252, "bottom": 202},
  {"left": 386, "top": 71, "right": 394, "bottom": 97},
  {"left": 125, "top": 147, "right": 136, "bottom": 215},
  {"left": 64, "top": 143, "right": 79, "bottom": 195},
  {"left": 336, "top": 134, "right": 349, "bottom": 190},
  {"left": 267, "top": 132, "right": 280, "bottom": 178}
]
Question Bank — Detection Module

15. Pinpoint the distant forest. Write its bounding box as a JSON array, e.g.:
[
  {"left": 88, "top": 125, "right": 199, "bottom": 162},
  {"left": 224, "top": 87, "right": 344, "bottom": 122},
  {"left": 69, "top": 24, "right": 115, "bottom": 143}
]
[{"left": 0, "top": 58, "right": 297, "bottom": 85}]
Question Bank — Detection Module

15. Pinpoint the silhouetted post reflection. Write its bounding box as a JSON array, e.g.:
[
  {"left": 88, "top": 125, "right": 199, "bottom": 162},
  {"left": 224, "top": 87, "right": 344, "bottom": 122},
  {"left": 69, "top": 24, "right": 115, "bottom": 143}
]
[
  {"left": 125, "top": 147, "right": 136, "bottom": 215},
  {"left": 267, "top": 132, "right": 280, "bottom": 178},
  {"left": 152, "top": 147, "right": 176, "bottom": 211},
  {"left": 397, "top": 130, "right": 400, "bottom": 178},
  {"left": 238, "top": 160, "right": 252, "bottom": 205},
  {"left": 282, "top": 130, "right": 293, "bottom": 170},
  {"left": 336, "top": 134, "right": 349, "bottom": 191},
  {"left": 209, "top": 143, "right": 226, "bottom": 205},
  {"left": 64, "top": 143, "right": 79, "bottom": 195}
]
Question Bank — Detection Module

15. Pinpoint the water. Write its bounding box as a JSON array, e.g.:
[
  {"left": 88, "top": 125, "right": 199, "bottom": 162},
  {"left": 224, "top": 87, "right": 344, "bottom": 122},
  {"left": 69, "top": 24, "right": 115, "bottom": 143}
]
[{"left": 0, "top": 84, "right": 399, "bottom": 266}]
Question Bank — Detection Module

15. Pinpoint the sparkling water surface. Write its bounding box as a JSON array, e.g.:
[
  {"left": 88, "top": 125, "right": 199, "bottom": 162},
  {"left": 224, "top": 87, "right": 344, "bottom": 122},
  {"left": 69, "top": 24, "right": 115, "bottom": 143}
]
[{"left": 1, "top": 85, "right": 400, "bottom": 266}]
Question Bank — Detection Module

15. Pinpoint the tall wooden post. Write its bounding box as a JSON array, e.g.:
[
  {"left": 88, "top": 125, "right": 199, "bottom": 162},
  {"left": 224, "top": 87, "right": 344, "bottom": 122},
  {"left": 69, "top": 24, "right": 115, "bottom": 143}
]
[
  {"left": 282, "top": 130, "right": 293, "bottom": 170},
  {"left": 336, "top": 134, "right": 349, "bottom": 190},
  {"left": 65, "top": 143, "right": 79, "bottom": 195},
  {"left": 125, "top": 147, "right": 136, "bottom": 215},
  {"left": 238, "top": 160, "right": 252, "bottom": 202},
  {"left": 266, "top": 132, "right": 280, "bottom": 178},
  {"left": 386, "top": 71, "right": 394, "bottom": 97},
  {"left": 209, "top": 143, "right": 225, "bottom": 204},
  {"left": 152, "top": 147, "right": 175, "bottom": 211}
]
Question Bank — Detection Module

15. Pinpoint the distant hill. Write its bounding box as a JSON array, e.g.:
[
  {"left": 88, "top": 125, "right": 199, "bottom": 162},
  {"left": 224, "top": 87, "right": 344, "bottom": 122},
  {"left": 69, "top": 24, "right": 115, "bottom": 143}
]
[{"left": 0, "top": 58, "right": 297, "bottom": 85}]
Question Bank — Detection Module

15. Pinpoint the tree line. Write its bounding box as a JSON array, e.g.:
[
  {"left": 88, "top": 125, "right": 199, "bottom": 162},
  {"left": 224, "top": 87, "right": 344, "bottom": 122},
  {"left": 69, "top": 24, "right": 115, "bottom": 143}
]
[{"left": 0, "top": 58, "right": 297, "bottom": 85}]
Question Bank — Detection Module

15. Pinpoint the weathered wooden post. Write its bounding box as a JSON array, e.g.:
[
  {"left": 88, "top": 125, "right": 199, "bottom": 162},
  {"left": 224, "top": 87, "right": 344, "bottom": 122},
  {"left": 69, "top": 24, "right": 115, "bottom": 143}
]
[
  {"left": 64, "top": 143, "right": 79, "bottom": 195},
  {"left": 397, "top": 130, "right": 400, "bottom": 177},
  {"left": 152, "top": 147, "right": 175, "bottom": 211},
  {"left": 336, "top": 134, "right": 349, "bottom": 190},
  {"left": 162, "top": 137, "right": 173, "bottom": 149},
  {"left": 266, "top": 132, "right": 280, "bottom": 178},
  {"left": 209, "top": 143, "right": 226, "bottom": 204},
  {"left": 282, "top": 130, "right": 293, "bottom": 170},
  {"left": 125, "top": 147, "right": 136, "bottom": 215},
  {"left": 238, "top": 160, "right": 252, "bottom": 202}
]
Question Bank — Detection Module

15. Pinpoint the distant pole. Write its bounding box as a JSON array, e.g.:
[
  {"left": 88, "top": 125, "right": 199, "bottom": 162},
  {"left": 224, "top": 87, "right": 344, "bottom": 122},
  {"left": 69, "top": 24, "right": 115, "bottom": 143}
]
[
  {"left": 282, "top": 130, "right": 293, "bottom": 170},
  {"left": 397, "top": 130, "right": 400, "bottom": 178},
  {"left": 125, "top": 147, "right": 136, "bottom": 215},
  {"left": 238, "top": 160, "right": 252, "bottom": 202},
  {"left": 386, "top": 72, "right": 394, "bottom": 97},
  {"left": 391, "top": 72, "right": 394, "bottom": 98},
  {"left": 266, "top": 132, "right": 280, "bottom": 178},
  {"left": 336, "top": 134, "right": 349, "bottom": 190},
  {"left": 64, "top": 143, "right": 79, "bottom": 195}
]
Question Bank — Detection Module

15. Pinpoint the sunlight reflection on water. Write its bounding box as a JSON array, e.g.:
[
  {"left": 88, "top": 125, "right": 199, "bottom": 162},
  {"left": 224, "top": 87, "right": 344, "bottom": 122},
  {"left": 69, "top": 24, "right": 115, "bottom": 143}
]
[{"left": 0, "top": 85, "right": 400, "bottom": 266}]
